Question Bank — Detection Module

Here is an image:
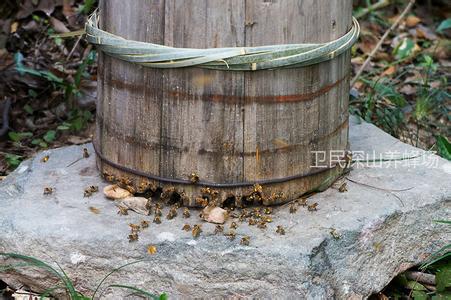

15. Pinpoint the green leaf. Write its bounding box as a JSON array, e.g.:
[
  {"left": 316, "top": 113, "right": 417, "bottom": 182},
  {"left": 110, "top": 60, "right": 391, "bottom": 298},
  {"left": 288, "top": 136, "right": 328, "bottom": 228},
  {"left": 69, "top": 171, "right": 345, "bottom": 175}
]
[
  {"left": 407, "top": 281, "right": 428, "bottom": 291},
  {"left": 43, "top": 130, "right": 57, "bottom": 143},
  {"left": 8, "top": 131, "right": 33, "bottom": 142},
  {"left": 436, "top": 266, "right": 451, "bottom": 292},
  {"left": 393, "top": 38, "right": 415, "bottom": 60},
  {"left": 28, "top": 89, "right": 38, "bottom": 98},
  {"left": 437, "top": 18, "right": 451, "bottom": 33},
  {"left": 23, "top": 104, "right": 34, "bottom": 114},
  {"left": 412, "top": 290, "right": 428, "bottom": 300},
  {"left": 4, "top": 154, "right": 22, "bottom": 169},
  {"left": 57, "top": 124, "right": 70, "bottom": 130},
  {"left": 436, "top": 136, "right": 451, "bottom": 161}
]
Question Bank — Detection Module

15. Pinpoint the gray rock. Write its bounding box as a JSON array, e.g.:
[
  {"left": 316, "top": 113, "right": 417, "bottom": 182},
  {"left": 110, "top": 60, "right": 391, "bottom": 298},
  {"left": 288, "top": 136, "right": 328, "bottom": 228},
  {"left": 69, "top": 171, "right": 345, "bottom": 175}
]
[{"left": 1, "top": 117, "right": 450, "bottom": 299}]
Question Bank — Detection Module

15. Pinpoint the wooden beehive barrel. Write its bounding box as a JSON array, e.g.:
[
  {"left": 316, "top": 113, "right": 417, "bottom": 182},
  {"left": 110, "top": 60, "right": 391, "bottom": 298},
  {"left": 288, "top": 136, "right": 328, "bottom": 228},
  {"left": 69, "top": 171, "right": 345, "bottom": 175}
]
[{"left": 95, "top": 0, "right": 353, "bottom": 207}]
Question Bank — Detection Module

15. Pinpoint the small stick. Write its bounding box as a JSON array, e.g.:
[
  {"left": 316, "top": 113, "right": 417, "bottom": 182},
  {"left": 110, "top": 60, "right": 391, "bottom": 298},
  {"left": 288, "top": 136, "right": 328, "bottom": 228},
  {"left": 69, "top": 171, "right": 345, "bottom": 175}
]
[
  {"left": 346, "top": 177, "right": 413, "bottom": 192},
  {"left": 351, "top": 0, "right": 416, "bottom": 87},
  {"left": 355, "top": 0, "right": 391, "bottom": 19},
  {"left": 0, "top": 98, "right": 11, "bottom": 137},
  {"left": 346, "top": 177, "right": 413, "bottom": 206},
  {"left": 67, "top": 35, "right": 83, "bottom": 61},
  {"left": 405, "top": 271, "right": 436, "bottom": 286}
]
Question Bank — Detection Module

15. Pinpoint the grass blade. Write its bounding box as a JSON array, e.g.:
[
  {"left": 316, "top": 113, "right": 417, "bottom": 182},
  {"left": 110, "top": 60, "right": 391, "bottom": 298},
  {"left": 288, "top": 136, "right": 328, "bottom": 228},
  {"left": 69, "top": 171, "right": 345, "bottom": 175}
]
[
  {"left": 107, "top": 284, "right": 162, "bottom": 300},
  {"left": 92, "top": 260, "right": 147, "bottom": 299},
  {"left": 0, "top": 253, "right": 77, "bottom": 298},
  {"left": 434, "top": 220, "right": 451, "bottom": 225}
]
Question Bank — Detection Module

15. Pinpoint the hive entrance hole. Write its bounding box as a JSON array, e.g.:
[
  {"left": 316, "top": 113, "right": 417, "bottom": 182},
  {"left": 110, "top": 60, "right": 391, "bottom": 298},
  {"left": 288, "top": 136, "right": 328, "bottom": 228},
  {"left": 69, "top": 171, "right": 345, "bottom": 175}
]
[
  {"left": 167, "top": 191, "right": 182, "bottom": 206},
  {"left": 222, "top": 196, "right": 236, "bottom": 209}
]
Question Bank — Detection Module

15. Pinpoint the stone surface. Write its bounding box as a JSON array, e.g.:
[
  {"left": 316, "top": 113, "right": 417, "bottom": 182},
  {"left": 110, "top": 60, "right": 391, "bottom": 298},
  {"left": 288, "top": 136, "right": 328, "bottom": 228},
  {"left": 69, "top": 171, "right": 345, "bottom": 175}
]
[{"left": 0, "top": 117, "right": 450, "bottom": 299}]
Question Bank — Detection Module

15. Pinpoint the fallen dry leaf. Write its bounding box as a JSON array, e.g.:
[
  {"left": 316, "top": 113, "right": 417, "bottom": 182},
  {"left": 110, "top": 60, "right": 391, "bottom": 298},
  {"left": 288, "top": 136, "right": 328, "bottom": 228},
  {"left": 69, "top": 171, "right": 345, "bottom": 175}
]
[
  {"left": 50, "top": 17, "right": 70, "bottom": 33},
  {"left": 103, "top": 185, "right": 131, "bottom": 200},
  {"left": 10, "top": 22, "right": 18, "bottom": 33},
  {"left": 202, "top": 206, "right": 228, "bottom": 224},
  {"left": 416, "top": 25, "right": 438, "bottom": 40},
  {"left": 399, "top": 84, "right": 417, "bottom": 95},
  {"left": 405, "top": 15, "right": 421, "bottom": 27},
  {"left": 118, "top": 197, "right": 150, "bottom": 215},
  {"left": 382, "top": 65, "right": 396, "bottom": 76}
]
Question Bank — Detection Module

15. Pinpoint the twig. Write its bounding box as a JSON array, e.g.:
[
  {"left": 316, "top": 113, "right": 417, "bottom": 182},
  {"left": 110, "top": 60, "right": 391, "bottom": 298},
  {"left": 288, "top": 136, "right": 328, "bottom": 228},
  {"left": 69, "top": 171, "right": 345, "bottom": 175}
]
[
  {"left": 355, "top": 0, "right": 391, "bottom": 19},
  {"left": 0, "top": 98, "right": 11, "bottom": 137},
  {"left": 346, "top": 177, "right": 413, "bottom": 206},
  {"left": 67, "top": 35, "right": 83, "bottom": 61},
  {"left": 351, "top": 0, "right": 416, "bottom": 87},
  {"left": 346, "top": 177, "right": 413, "bottom": 192},
  {"left": 405, "top": 271, "right": 436, "bottom": 286}
]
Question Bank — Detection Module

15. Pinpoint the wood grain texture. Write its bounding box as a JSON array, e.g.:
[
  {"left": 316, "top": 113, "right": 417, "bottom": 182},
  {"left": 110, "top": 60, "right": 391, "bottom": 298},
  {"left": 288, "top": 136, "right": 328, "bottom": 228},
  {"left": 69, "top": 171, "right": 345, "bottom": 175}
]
[{"left": 96, "top": 0, "right": 353, "bottom": 206}]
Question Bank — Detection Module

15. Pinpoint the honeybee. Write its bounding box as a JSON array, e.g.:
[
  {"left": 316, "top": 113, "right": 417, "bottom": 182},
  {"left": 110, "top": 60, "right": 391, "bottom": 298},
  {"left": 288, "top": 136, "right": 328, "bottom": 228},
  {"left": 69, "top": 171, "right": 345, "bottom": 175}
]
[
  {"left": 262, "top": 216, "right": 273, "bottom": 223},
  {"left": 330, "top": 228, "right": 341, "bottom": 240},
  {"left": 154, "top": 208, "right": 162, "bottom": 217},
  {"left": 252, "top": 207, "right": 262, "bottom": 218},
  {"left": 117, "top": 206, "right": 129, "bottom": 216},
  {"left": 297, "top": 198, "right": 308, "bottom": 207},
  {"left": 89, "top": 206, "right": 100, "bottom": 214},
  {"left": 161, "top": 187, "right": 175, "bottom": 201},
  {"left": 145, "top": 201, "right": 153, "bottom": 215},
  {"left": 240, "top": 236, "right": 250, "bottom": 246},
  {"left": 200, "top": 187, "right": 212, "bottom": 195},
  {"left": 192, "top": 224, "right": 202, "bottom": 238},
  {"left": 104, "top": 174, "right": 116, "bottom": 183},
  {"left": 140, "top": 220, "right": 149, "bottom": 228},
  {"left": 84, "top": 185, "right": 99, "bottom": 197},
  {"left": 153, "top": 216, "right": 161, "bottom": 224},
  {"left": 195, "top": 197, "right": 209, "bottom": 207},
  {"left": 238, "top": 209, "right": 250, "bottom": 221},
  {"left": 338, "top": 183, "right": 348, "bottom": 193},
  {"left": 125, "top": 185, "right": 136, "bottom": 194},
  {"left": 189, "top": 173, "right": 199, "bottom": 184},
  {"left": 264, "top": 207, "right": 273, "bottom": 215},
  {"left": 129, "top": 223, "right": 140, "bottom": 233},
  {"left": 166, "top": 207, "right": 178, "bottom": 219},
  {"left": 147, "top": 245, "right": 157, "bottom": 255},
  {"left": 308, "top": 203, "right": 318, "bottom": 211},
  {"left": 128, "top": 233, "right": 138, "bottom": 242},
  {"left": 214, "top": 225, "right": 224, "bottom": 234},
  {"left": 137, "top": 181, "right": 149, "bottom": 193},
  {"left": 344, "top": 150, "right": 353, "bottom": 169},
  {"left": 289, "top": 203, "right": 297, "bottom": 214},
  {"left": 41, "top": 155, "right": 49, "bottom": 163},
  {"left": 248, "top": 218, "right": 257, "bottom": 226},
  {"left": 253, "top": 184, "right": 263, "bottom": 194},
  {"left": 230, "top": 222, "right": 238, "bottom": 229},
  {"left": 83, "top": 148, "right": 90, "bottom": 158},
  {"left": 43, "top": 187, "right": 53, "bottom": 195},
  {"left": 183, "top": 208, "right": 191, "bottom": 218},
  {"left": 276, "top": 225, "right": 286, "bottom": 235},
  {"left": 257, "top": 221, "right": 267, "bottom": 229},
  {"left": 182, "top": 224, "right": 191, "bottom": 231},
  {"left": 225, "top": 230, "right": 236, "bottom": 240},
  {"left": 119, "top": 176, "right": 132, "bottom": 187}
]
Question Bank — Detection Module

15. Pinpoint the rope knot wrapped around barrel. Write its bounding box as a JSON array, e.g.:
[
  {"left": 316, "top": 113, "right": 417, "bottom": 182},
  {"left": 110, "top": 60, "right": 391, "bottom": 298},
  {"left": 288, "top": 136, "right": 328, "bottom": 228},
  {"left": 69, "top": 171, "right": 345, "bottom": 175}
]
[{"left": 85, "top": 11, "right": 360, "bottom": 71}]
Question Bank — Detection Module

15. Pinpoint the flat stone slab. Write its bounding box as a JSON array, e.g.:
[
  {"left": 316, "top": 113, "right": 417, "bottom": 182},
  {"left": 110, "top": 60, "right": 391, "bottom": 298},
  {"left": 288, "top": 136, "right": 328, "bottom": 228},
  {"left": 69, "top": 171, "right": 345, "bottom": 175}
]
[{"left": 1, "top": 117, "right": 450, "bottom": 299}]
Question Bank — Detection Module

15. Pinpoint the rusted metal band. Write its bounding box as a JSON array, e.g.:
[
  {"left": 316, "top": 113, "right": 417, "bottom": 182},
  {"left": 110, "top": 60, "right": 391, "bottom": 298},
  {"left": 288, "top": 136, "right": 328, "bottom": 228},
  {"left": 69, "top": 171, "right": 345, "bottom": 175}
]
[
  {"left": 93, "top": 141, "right": 342, "bottom": 188},
  {"left": 106, "top": 72, "right": 349, "bottom": 104}
]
